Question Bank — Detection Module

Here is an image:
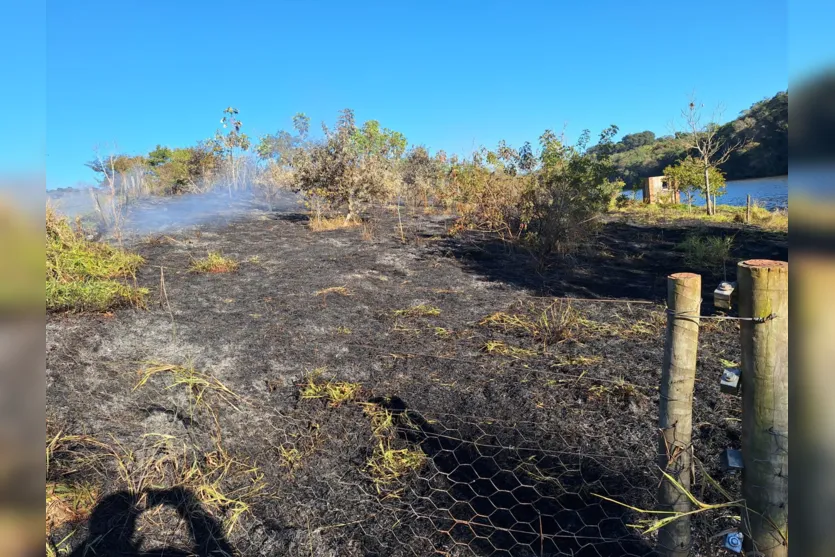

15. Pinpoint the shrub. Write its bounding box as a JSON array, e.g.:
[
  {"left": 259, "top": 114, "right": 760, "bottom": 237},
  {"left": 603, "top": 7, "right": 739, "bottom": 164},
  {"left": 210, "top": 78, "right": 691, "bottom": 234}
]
[
  {"left": 522, "top": 128, "right": 623, "bottom": 254},
  {"left": 294, "top": 109, "right": 406, "bottom": 222},
  {"left": 46, "top": 207, "right": 147, "bottom": 312},
  {"left": 447, "top": 159, "right": 527, "bottom": 238},
  {"left": 613, "top": 193, "right": 636, "bottom": 209},
  {"left": 254, "top": 161, "right": 295, "bottom": 210},
  {"left": 400, "top": 145, "right": 444, "bottom": 207},
  {"left": 678, "top": 234, "right": 734, "bottom": 270}
]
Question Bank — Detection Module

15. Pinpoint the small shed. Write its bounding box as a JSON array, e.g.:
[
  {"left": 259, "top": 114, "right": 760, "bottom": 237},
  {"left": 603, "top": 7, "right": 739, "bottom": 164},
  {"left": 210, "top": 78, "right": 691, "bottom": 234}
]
[{"left": 642, "top": 175, "right": 680, "bottom": 204}]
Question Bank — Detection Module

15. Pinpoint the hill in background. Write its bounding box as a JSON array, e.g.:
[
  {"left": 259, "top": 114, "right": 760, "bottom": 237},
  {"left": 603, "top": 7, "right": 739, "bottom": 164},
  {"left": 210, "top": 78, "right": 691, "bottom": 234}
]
[{"left": 602, "top": 92, "right": 787, "bottom": 188}]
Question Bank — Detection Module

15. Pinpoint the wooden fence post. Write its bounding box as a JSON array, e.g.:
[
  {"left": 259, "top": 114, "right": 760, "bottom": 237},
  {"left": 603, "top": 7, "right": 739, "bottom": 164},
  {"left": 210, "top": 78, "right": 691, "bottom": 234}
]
[
  {"left": 657, "top": 272, "right": 701, "bottom": 557},
  {"left": 746, "top": 194, "right": 752, "bottom": 224},
  {"left": 738, "top": 260, "right": 788, "bottom": 556}
]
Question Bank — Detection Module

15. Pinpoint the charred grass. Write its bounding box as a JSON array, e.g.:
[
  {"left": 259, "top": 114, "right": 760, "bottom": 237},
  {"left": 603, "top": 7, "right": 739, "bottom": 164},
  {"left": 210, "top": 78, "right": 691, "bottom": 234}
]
[{"left": 45, "top": 207, "right": 782, "bottom": 555}]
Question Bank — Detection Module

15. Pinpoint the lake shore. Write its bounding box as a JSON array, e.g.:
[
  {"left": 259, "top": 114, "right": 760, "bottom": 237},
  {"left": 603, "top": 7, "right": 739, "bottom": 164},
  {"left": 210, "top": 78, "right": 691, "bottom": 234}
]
[{"left": 625, "top": 175, "right": 788, "bottom": 210}]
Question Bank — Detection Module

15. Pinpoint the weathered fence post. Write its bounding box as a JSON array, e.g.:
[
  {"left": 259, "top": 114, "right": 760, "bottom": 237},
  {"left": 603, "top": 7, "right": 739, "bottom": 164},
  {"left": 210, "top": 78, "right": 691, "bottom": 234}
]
[
  {"left": 746, "top": 194, "right": 752, "bottom": 224},
  {"left": 738, "top": 260, "right": 788, "bottom": 556},
  {"left": 657, "top": 272, "right": 701, "bottom": 557}
]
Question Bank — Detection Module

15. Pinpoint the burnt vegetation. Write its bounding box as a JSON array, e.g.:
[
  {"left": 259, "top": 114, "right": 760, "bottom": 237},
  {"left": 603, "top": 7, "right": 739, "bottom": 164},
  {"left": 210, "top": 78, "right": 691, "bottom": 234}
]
[
  {"left": 46, "top": 99, "right": 786, "bottom": 556},
  {"left": 46, "top": 199, "right": 786, "bottom": 555}
]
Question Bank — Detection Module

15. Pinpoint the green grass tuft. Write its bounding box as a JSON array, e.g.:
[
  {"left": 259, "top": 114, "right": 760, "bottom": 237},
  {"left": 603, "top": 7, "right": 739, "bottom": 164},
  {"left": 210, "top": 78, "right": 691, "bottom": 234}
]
[
  {"left": 46, "top": 207, "right": 147, "bottom": 312},
  {"left": 299, "top": 369, "right": 361, "bottom": 407},
  {"left": 189, "top": 251, "right": 240, "bottom": 273}
]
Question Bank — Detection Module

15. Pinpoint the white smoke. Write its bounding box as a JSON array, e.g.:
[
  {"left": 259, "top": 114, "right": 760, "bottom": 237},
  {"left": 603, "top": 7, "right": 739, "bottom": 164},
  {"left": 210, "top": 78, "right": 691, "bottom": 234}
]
[{"left": 47, "top": 186, "right": 300, "bottom": 237}]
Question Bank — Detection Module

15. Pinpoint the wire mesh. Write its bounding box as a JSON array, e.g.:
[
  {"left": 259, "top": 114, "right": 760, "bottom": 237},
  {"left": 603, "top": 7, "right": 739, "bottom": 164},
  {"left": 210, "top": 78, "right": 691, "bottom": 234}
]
[{"left": 48, "top": 285, "right": 750, "bottom": 556}]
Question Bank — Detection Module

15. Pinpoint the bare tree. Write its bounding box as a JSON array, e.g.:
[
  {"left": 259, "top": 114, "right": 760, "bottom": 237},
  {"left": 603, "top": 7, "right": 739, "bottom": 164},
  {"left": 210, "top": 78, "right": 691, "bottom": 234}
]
[
  {"left": 678, "top": 97, "right": 749, "bottom": 215},
  {"left": 88, "top": 147, "right": 127, "bottom": 243},
  {"left": 254, "top": 160, "right": 295, "bottom": 210}
]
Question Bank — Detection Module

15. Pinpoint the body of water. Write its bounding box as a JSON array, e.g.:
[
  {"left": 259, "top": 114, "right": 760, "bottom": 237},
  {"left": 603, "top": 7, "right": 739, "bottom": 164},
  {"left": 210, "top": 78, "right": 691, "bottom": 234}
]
[{"left": 627, "top": 175, "right": 788, "bottom": 210}]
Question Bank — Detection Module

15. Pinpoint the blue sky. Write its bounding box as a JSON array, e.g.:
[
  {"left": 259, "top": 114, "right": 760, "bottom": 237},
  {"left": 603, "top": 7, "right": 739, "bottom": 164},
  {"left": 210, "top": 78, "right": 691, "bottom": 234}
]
[
  {"left": 25, "top": 1, "right": 800, "bottom": 188},
  {"left": 2, "top": 1, "right": 45, "bottom": 179}
]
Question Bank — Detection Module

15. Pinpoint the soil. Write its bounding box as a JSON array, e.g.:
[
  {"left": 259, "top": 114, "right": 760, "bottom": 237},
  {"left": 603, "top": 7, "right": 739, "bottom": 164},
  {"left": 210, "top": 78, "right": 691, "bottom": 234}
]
[{"left": 46, "top": 205, "right": 787, "bottom": 556}]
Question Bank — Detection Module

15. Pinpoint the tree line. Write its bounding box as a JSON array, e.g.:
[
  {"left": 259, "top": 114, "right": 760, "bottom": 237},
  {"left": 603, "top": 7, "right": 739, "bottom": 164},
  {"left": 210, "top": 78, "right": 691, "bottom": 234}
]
[
  {"left": 80, "top": 91, "right": 787, "bottom": 249},
  {"left": 82, "top": 106, "right": 625, "bottom": 254}
]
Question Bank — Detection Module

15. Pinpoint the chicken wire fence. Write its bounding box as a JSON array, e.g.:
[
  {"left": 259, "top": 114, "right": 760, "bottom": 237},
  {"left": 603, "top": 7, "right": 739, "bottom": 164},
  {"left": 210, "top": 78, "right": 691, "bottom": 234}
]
[
  {"left": 54, "top": 373, "right": 745, "bottom": 557},
  {"left": 229, "top": 387, "right": 742, "bottom": 557},
  {"left": 52, "top": 299, "right": 751, "bottom": 557}
]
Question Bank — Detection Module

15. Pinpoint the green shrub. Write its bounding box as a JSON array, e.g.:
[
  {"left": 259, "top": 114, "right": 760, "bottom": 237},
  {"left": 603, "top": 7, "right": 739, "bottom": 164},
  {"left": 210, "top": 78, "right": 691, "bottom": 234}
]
[
  {"left": 46, "top": 207, "right": 147, "bottom": 312},
  {"left": 523, "top": 127, "right": 623, "bottom": 254},
  {"left": 677, "top": 234, "right": 734, "bottom": 270}
]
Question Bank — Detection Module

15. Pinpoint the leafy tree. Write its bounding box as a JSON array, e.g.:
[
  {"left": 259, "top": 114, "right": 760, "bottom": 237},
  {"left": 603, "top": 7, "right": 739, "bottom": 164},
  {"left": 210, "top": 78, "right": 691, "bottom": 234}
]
[
  {"left": 86, "top": 154, "right": 149, "bottom": 201},
  {"left": 618, "top": 130, "right": 656, "bottom": 151},
  {"left": 294, "top": 109, "right": 405, "bottom": 222},
  {"left": 254, "top": 113, "right": 311, "bottom": 209},
  {"left": 211, "top": 107, "right": 251, "bottom": 195},
  {"left": 256, "top": 130, "right": 298, "bottom": 162},
  {"left": 401, "top": 145, "right": 443, "bottom": 207},
  {"left": 292, "top": 112, "right": 310, "bottom": 139},
  {"left": 256, "top": 112, "right": 311, "bottom": 163},
  {"left": 664, "top": 157, "right": 726, "bottom": 210},
  {"left": 147, "top": 145, "right": 173, "bottom": 167},
  {"left": 353, "top": 119, "right": 407, "bottom": 160},
  {"left": 150, "top": 144, "right": 219, "bottom": 194},
  {"left": 678, "top": 97, "right": 749, "bottom": 215}
]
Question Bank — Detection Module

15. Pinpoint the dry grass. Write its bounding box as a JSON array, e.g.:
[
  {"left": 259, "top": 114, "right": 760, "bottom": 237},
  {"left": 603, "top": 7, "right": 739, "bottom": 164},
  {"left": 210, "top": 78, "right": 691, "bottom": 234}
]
[
  {"left": 587, "top": 378, "right": 638, "bottom": 404},
  {"left": 479, "top": 300, "right": 578, "bottom": 347},
  {"left": 361, "top": 220, "right": 378, "bottom": 241},
  {"left": 108, "top": 434, "right": 267, "bottom": 536},
  {"left": 299, "top": 369, "right": 361, "bottom": 407},
  {"left": 393, "top": 304, "right": 441, "bottom": 318},
  {"left": 46, "top": 482, "right": 98, "bottom": 536},
  {"left": 45, "top": 429, "right": 265, "bottom": 544},
  {"left": 360, "top": 402, "right": 398, "bottom": 437},
  {"left": 277, "top": 446, "right": 304, "bottom": 471},
  {"left": 189, "top": 251, "right": 239, "bottom": 273},
  {"left": 366, "top": 441, "right": 427, "bottom": 494},
  {"left": 314, "top": 286, "right": 351, "bottom": 297},
  {"left": 308, "top": 216, "right": 361, "bottom": 232},
  {"left": 433, "top": 326, "right": 452, "bottom": 338},
  {"left": 134, "top": 362, "right": 243, "bottom": 417},
  {"left": 550, "top": 355, "right": 603, "bottom": 367},
  {"left": 594, "top": 463, "right": 744, "bottom": 538},
  {"left": 46, "top": 431, "right": 107, "bottom": 540},
  {"left": 482, "top": 340, "right": 538, "bottom": 358}
]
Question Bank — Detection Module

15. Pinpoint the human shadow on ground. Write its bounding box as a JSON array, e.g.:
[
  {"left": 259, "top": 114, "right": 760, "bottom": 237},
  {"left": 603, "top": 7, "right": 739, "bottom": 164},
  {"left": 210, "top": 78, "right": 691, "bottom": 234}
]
[
  {"left": 430, "top": 221, "right": 788, "bottom": 301},
  {"left": 68, "top": 487, "right": 235, "bottom": 557},
  {"left": 370, "top": 395, "right": 655, "bottom": 557}
]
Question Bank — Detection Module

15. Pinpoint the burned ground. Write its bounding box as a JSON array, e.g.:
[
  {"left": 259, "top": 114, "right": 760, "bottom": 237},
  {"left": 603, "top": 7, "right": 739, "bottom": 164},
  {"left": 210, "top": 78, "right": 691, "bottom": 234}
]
[{"left": 46, "top": 207, "right": 786, "bottom": 556}]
